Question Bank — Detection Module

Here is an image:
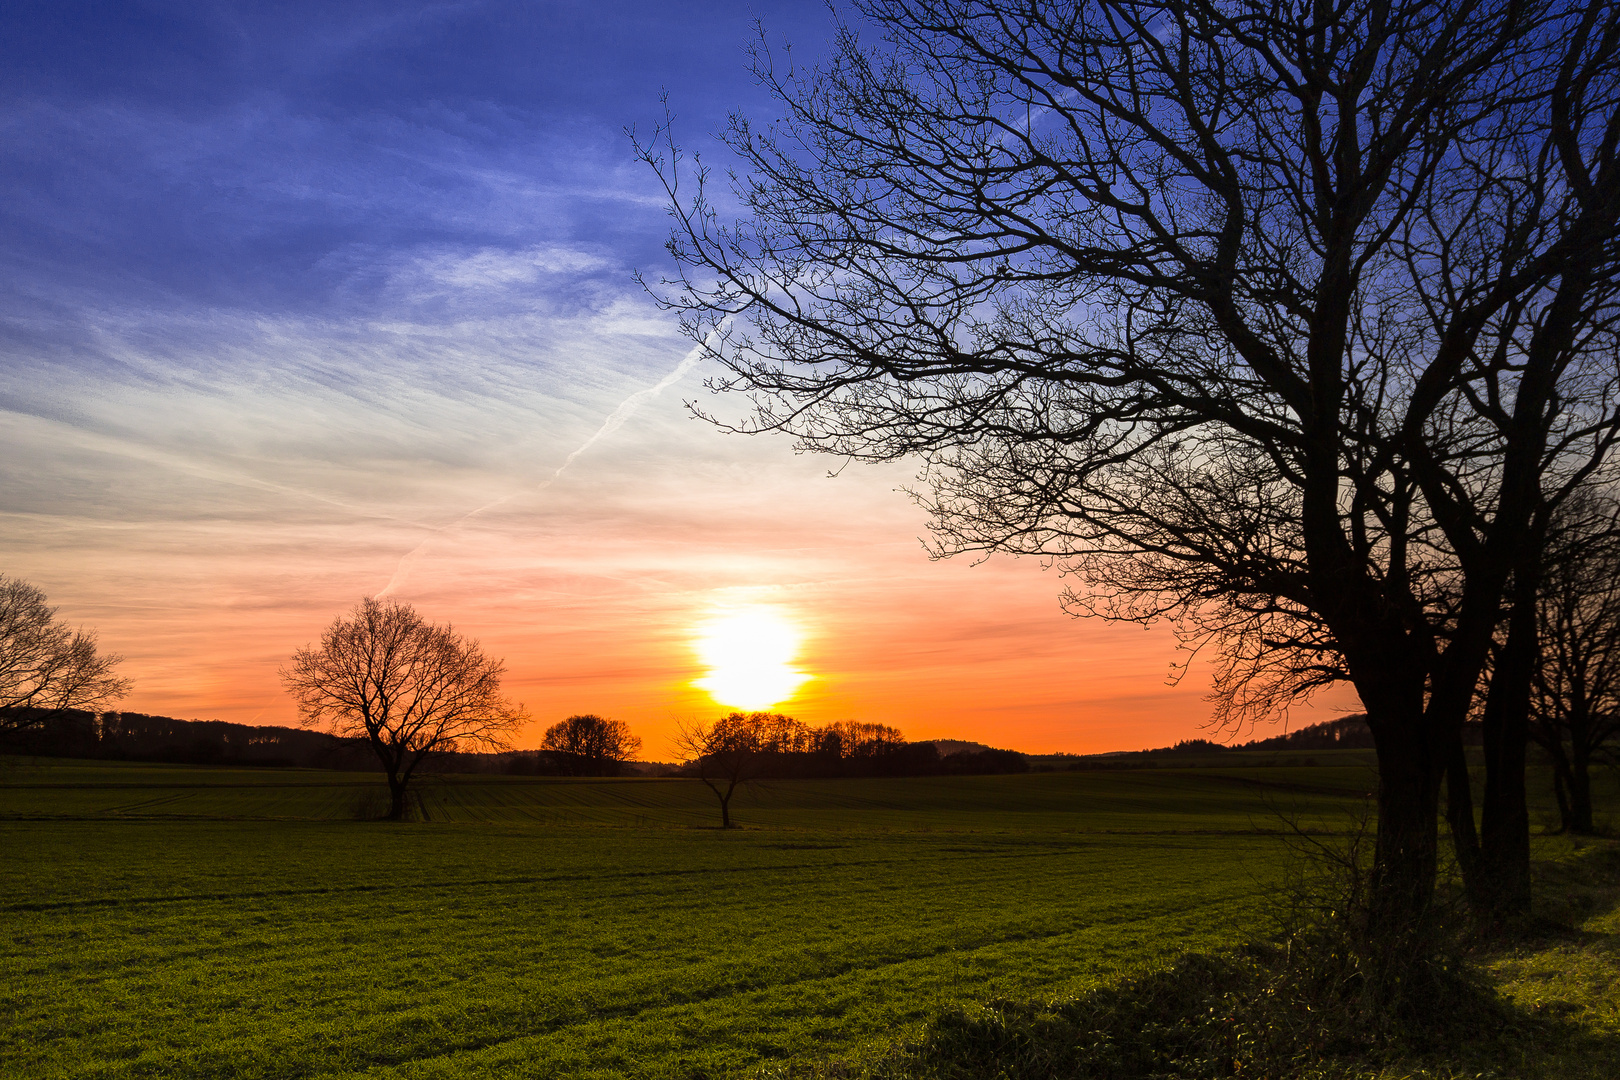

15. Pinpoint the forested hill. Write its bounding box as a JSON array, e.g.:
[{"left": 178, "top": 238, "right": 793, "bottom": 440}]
[
  {"left": 0, "top": 708, "right": 375, "bottom": 770},
  {"left": 0, "top": 708, "right": 575, "bottom": 773},
  {"left": 1241, "top": 715, "right": 1376, "bottom": 750},
  {"left": 1048, "top": 714, "right": 1489, "bottom": 771}
]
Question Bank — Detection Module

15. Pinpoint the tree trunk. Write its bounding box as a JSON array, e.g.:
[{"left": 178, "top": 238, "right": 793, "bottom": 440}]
[
  {"left": 1540, "top": 727, "right": 1577, "bottom": 833},
  {"left": 386, "top": 773, "right": 408, "bottom": 821},
  {"left": 1478, "top": 594, "right": 1535, "bottom": 918},
  {"left": 1548, "top": 764, "right": 1574, "bottom": 835},
  {"left": 1445, "top": 734, "right": 1484, "bottom": 908},
  {"left": 1366, "top": 710, "right": 1445, "bottom": 935},
  {"left": 695, "top": 773, "right": 740, "bottom": 828},
  {"left": 1551, "top": 762, "right": 1574, "bottom": 833},
  {"left": 1569, "top": 743, "right": 1596, "bottom": 834}
]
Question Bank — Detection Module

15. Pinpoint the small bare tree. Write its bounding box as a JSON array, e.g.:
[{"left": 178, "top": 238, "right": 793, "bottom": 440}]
[
  {"left": 0, "top": 575, "right": 130, "bottom": 734},
  {"left": 540, "top": 714, "right": 643, "bottom": 775},
  {"left": 282, "top": 597, "right": 526, "bottom": 820},
  {"left": 674, "top": 711, "right": 807, "bottom": 828}
]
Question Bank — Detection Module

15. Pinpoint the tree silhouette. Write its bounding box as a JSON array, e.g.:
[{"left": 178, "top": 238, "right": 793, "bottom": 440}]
[
  {"left": 539, "top": 714, "right": 643, "bottom": 776},
  {"left": 674, "top": 711, "right": 807, "bottom": 827},
  {"left": 646, "top": 0, "right": 1620, "bottom": 924},
  {"left": 0, "top": 575, "right": 130, "bottom": 734},
  {"left": 1530, "top": 496, "right": 1620, "bottom": 833},
  {"left": 282, "top": 597, "right": 526, "bottom": 820}
]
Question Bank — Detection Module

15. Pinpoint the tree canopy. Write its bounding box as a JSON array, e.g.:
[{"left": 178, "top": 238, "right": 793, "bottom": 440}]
[
  {"left": 282, "top": 597, "right": 526, "bottom": 820},
  {"left": 539, "top": 714, "right": 643, "bottom": 776},
  {"left": 674, "top": 711, "right": 807, "bottom": 827},
  {"left": 647, "top": 0, "right": 1620, "bottom": 922}
]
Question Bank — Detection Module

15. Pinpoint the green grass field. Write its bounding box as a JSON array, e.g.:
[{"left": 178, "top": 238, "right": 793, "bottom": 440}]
[{"left": 0, "top": 754, "right": 1613, "bottom": 1079}]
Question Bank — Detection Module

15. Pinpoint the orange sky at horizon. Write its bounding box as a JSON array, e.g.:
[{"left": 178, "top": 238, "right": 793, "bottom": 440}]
[{"left": 8, "top": 357, "right": 1363, "bottom": 759}]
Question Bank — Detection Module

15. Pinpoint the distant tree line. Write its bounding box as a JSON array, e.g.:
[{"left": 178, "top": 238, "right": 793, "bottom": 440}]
[
  {"left": 0, "top": 707, "right": 373, "bottom": 768},
  {"left": 673, "top": 712, "right": 1028, "bottom": 827},
  {"left": 0, "top": 706, "right": 645, "bottom": 776},
  {"left": 1243, "top": 717, "right": 1379, "bottom": 753},
  {"left": 1050, "top": 716, "right": 1500, "bottom": 771},
  {"left": 678, "top": 716, "right": 1028, "bottom": 782},
  {"left": 1, "top": 705, "right": 1027, "bottom": 783},
  {"left": 1082, "top": 716, "right": 1378, "bottom": 766}
]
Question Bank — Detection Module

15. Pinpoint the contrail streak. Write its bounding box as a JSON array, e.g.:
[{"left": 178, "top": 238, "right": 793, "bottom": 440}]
[{"left": 377, "top": 340, "right": 710, "bottom": 596}]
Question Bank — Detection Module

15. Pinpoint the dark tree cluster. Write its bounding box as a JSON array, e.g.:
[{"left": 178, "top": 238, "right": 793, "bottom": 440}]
[
  {"left": 646, "top": 0, "right": 1620, "bottom": 923},
  {"left": 674, "top": 712, "right": 1026, "bottom": 826},
  {"left": 1527, "top": 496, "right": 1620, "bottom": 832},
  {"left": 686, "top": 713, "right": 1026, "bottom": 781},
  {"left": 533, "top": 713, "right": 643, "bottom": 776},
  {"left": 1245, "top": 716, "right": 1379, "bottom": 753}
]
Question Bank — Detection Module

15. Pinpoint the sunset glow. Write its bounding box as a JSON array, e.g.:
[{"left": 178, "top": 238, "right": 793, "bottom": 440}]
[
  {"left": 0, "top": 2, "right": 1366, "bottom": 759},
  {"left": 693, "top": 606, "right": 809, "bottom": 710}
]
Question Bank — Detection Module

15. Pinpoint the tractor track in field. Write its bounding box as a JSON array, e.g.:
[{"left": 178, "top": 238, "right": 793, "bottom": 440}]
[
  {"left": 289, "top": 896, "right": 1246, "bottom": 1078},
  {"left": 0, "top": 843, "right": 1119, "bottom": 914}
]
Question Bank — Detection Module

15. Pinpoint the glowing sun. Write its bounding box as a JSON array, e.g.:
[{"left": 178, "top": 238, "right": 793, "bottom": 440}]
[{"left": 693, "top": 606, "right": 809, "bottom": 710}]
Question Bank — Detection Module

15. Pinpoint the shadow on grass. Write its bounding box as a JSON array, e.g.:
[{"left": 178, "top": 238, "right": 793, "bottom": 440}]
[
  {"left": 763, "top": 843, "right": 1620, "bottom": 1080},
  {"left": 1527, "top": 841, "right": 1620, "bottom": 931},
  {"left": 760, "top": 946, "right": 1619, "bottom": 1080}
]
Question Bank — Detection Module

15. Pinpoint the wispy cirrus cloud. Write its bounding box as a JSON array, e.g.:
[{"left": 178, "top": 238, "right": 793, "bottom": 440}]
[{"left": 0, "top": 1, "right": 1364, "bottom": 752}]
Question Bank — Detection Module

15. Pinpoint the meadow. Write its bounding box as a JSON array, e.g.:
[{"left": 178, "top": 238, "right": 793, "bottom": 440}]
[{"left": 0, "top": 754, "right": 1613, "bottom": 1079}]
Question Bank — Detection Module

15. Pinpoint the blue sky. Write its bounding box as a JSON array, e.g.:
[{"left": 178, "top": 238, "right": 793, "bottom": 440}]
[
  {"left": 1, "top": 0, "right": 836, "bottom": 540},
  {"left": 1, "top": 1, "right": 825, "bottom": 325}
]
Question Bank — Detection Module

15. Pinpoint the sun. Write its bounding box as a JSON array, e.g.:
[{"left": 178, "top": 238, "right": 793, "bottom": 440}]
[{"left": 692, "top": 606, "right": 809, "bottom": 710}]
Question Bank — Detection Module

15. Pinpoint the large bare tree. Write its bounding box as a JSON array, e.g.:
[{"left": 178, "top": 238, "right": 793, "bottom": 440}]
[
  {"left": 0, "top": 575, "right": 130, "bottom": 734},
  {"left": 646, "top": 0, "right": 1620, "bottom": 923},
  {"left": 282, "top": 597, "right": 526, "bottom": 820}
]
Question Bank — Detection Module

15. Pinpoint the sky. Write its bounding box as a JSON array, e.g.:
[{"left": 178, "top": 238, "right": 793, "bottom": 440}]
[{"left": 0, "top": 0, "right": 1360, "bottom": 757}]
